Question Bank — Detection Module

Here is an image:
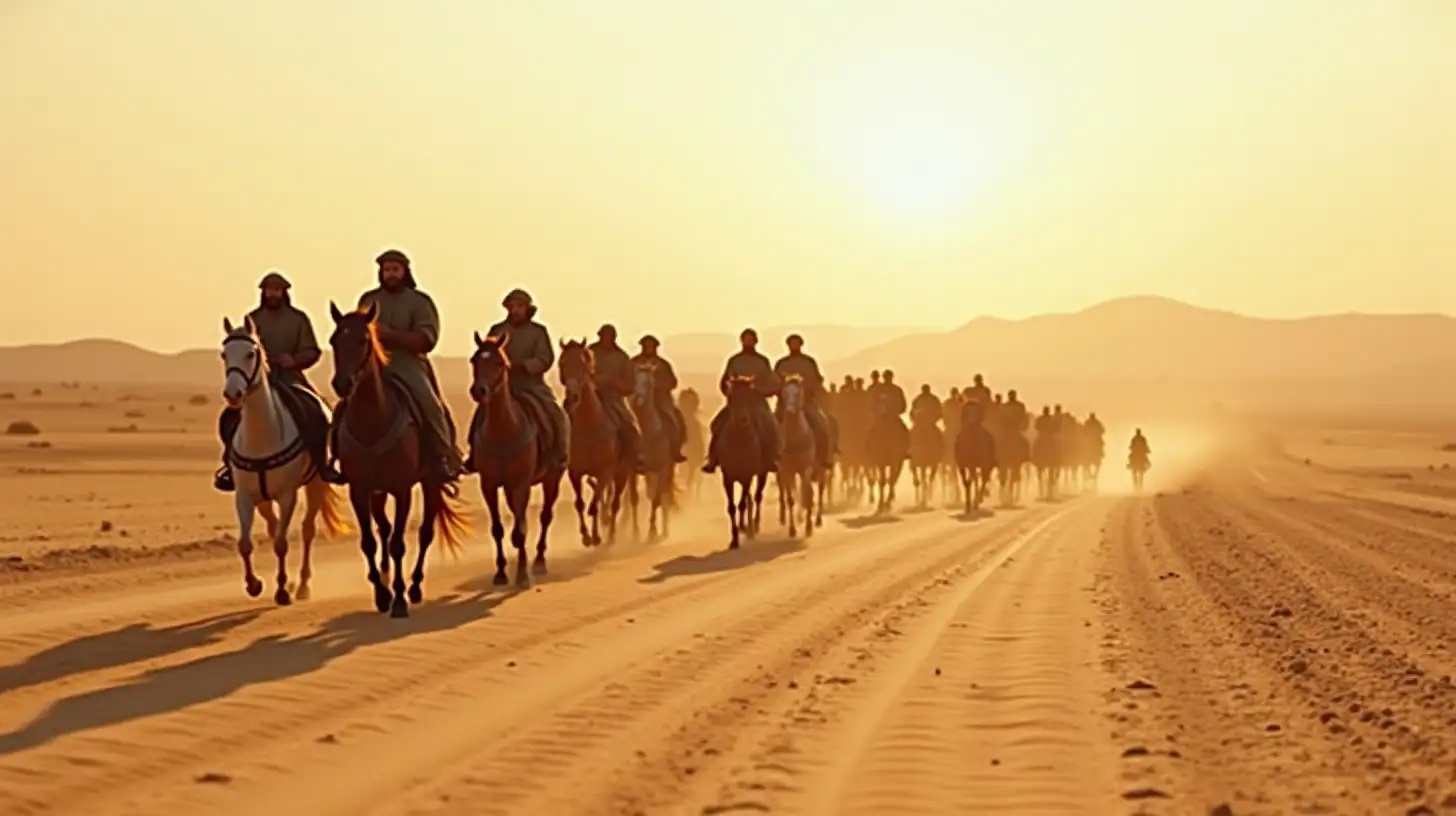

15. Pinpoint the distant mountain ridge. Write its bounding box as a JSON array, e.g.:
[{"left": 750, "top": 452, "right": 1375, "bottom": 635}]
[{"left": 4, "top": 299, "right": 1455, "bottom": 392}]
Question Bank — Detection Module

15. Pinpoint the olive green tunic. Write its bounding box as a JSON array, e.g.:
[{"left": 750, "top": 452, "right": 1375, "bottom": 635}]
[
  {"left": 356, "top": 286, "right": 461, "bottom": 467},
  {"left": 772, "top": 353, "right": 825, "bottom": 399},
  {"left": 246, "top": 304, "right": 320, "bottom": 389}
]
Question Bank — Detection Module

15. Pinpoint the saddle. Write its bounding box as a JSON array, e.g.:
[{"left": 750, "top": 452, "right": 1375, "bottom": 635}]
[
  {"left": 509, "top": 390, "right": 559, "bottom": 467},
  {"left": 276, "top": 382, "right": 332, "bottom": 444}
]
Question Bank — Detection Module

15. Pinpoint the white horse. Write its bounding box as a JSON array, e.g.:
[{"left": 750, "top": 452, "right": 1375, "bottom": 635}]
[{"left": 221, "top": 316, "right": 348, "bottom": 604}]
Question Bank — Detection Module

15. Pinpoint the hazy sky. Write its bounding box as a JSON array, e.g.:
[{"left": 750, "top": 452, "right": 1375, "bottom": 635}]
[{"left": 2, "top": 0, "right": 1452, "bottom": 354}]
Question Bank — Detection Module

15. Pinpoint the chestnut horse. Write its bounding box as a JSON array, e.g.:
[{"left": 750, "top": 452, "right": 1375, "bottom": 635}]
[
  {"left": 558, "top": 339, "right": 630, "bottom": 547},
  {"left": 719, "top": 375, "right": 771, "bottom": 549},
  {"left": 467, "top": 332, "right": 566, "bottom": 587},
  {"left": 629, "top": 361, "right": 678, "bottom": 542},
  {"left": 328, "top": 303, "right": 470, "bottom": 618}
]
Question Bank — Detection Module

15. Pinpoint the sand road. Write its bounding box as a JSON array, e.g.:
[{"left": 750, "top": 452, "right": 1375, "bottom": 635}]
[{"left": 3, "top": 460, "right": 1456, "bottom": 815}]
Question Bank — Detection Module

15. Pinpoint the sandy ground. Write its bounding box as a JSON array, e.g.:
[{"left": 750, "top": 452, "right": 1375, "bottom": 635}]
[{"left": 4, "top": 386, "right": 1456, "bottom": 814}]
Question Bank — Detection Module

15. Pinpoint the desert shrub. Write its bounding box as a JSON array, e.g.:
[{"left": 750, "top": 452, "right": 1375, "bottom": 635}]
[
  {"left": 0, "top": 392, "right": 14, "bottom": 400},
  {"left": 27, "top": 440, "right": 52, "bottom": 449},
  {"left": 30, "top": 388, "right": 41, "bottom": 397},
  {"left": 5, "top": 419, "right": 41, "bottom": 435},
  {"left": 106, "top": 424, "right": 140, "bottom": 434},
  {"left": 1439, "top": 442, "right": 1456, "bottom": 452},
  {"left": 187, "top": 394, "right": 209, "bottom": 406},
  {"left": 123, "top": 409, "right": 145, "bottom": 419}
]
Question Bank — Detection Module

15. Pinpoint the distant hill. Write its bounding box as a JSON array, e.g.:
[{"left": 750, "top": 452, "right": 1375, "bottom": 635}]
[
  {"left": 0, "top": 325, "right": 913, "bottom": 388},
  {"left": 833, "top": 296, "right": 1456, "bottom": 381}
]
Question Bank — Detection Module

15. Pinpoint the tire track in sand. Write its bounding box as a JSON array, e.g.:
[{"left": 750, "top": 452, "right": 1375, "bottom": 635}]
[{"left": 53, "top": 505, "right": 1053, "bottom": 816}]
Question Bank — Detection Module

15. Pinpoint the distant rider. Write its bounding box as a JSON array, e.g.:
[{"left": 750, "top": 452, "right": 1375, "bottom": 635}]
[
  {"left": 631, "top": 334, "right": 689, "bottom": 463},
  {"left": 773, "top": 333, "right": 835, "bottom": 469},
  {"left": 469, "top": 288, "right": 570, "bottom": 470},
  {"left": 587, "top": 324, "right": 644, "bottom": 471},
  {"left": 702, "top": 328, "right": 781, "bottom": 473}
]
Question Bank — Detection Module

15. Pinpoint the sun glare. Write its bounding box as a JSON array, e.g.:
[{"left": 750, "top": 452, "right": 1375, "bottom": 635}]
[{"left": 817, "top": 53, "right": 1018, "bottom": 220}]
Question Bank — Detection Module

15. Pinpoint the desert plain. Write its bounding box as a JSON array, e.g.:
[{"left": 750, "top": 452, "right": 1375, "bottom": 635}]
[{"left": 2, "top": 368, "right": 1456, "bottom": 816}]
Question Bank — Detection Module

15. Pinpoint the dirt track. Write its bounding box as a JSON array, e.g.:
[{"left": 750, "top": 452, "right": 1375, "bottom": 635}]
[{"left": 3, "top": 462, "right": 1456, "bottom": 815}]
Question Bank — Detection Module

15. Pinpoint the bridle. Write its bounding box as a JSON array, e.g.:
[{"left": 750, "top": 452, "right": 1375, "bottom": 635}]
[{"left": 224, "top": 334, "right": 264, "bottom": 397}]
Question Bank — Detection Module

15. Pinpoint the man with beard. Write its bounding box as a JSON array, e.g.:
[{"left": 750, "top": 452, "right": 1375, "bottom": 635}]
[
  {"left": 214, "top": 271, "right": 341, "bottom": 491},
  {"left": 773, "top": 334, "right": 835, "bottom": 470},
  {"left": 586, "top": 324, "right": 644, "bottom": 471},
  {"left": 334, "top": 249, "right": 463, "bottom": 484},
  {"left": 701, "top": 328, "right": 780, "bottom": 474},
  {"left": 468, "top": 288, "right": 569, "bottom": 471},
  {"left": 631, "top": 334, "right": 689, "bottom": 464}
]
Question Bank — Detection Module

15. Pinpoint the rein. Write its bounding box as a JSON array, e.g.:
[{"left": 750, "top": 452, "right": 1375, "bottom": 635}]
[{"left": 223, "top": 334, "right": 309, "bottom": 499}]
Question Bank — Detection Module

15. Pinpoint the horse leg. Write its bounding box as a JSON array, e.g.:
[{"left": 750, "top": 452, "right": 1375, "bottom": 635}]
[
  {"left": 752, "top": 472, "right": 767, "bottom": 537},
  {"left": 408, "top": 489, "right": 437, "bottom": 605},
  {"left": 350, "top": 487, "right": 390, "bottom": 613},
  {"left": 783, "top": 472, "right": 797, "bottom": 538},
  {"left": 269, "top": 489, "right": 300, "bottom": 606},
  {"left": 387, "top": 489, "right": 412, "bottom": 618},
  {"left": 508, "top": 483, "right": 532, "bottom": 588},
  {"left": 482, "top": 484, "right": 509, "bottom": 586},
  {"left": 570, "top": 471, "right": 591, "bottom": 546},
  {"left": 234, "top": 492, "right": 264, "bottom": 598},
  {"left": 535, "top": 472, "right": 560, "bottom": 575},
  {"left": 722, "top": 473, "right": 739, "bottom": 550},
  {"left": 371, "top": 493, "right": 391, "bottom": 580},
  {"left": 295, "top": 486, "right": 318, "bottom": 602}
]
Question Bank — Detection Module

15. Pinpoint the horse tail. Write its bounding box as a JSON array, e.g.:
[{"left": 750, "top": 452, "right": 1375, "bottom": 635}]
[
  {"left": 308, "top": 479, "right": 352, "bottom": 540},
  {"left": 430, "top": 483, "right": 473, "bottom": 556}
]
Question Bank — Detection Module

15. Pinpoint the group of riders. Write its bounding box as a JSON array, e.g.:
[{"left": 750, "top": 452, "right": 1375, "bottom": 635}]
[{"left": 213, "top": 250, "right": 1153, "bottom": 500}]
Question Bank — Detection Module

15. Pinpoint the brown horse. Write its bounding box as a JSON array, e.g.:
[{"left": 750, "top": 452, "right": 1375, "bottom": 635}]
[
  {"left": 467, "top": 332, "right": 566, "bottom": 587},
  {"left": 629, "top": 361, "right": 679, "bottom": 541},
  {"left": 719, "top": 375, "right": 771, "bottom": 549},
  {"left": 774, "top": 374, "right": 817, "bottom": 539},
  {"left": 908, "top": 412, "right": 943, "bottom": 509},
  {"left": 864, "top": 402, "right": 909, "bottom": 514},
  {"left": 558, "top": 339, "right": 630, "bottom": 547},
  {"left": 328, "top": 302, "right": 470, "bottom": 618},
  {"left": 955, "top": 407, "right": 998, "bottom": 514}
]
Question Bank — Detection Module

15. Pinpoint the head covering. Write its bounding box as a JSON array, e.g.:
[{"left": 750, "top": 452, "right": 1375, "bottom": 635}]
[
  {"left": 786, "top": 333, "right": 803, "bottom": 346},
  {"left": 258, "top": 271, "right": 291, "bottom": 290},
  {"left": 375, "top": 249, "right": 417, "bottom": 289},
  {"left": 639, "top": 334, "right": 660, "bottom": 347},
  {"left": 598, "top": 324, "right": 617, "bottom": 340},
  {"left": 502, "top": 288, "right": 537, "bottom": 319},
  {"left": 1008, "top": 388, "right": 1018, "bottom": 399},
  {"left": 740, "top": 328, "right": 758, "bottom": 342}
]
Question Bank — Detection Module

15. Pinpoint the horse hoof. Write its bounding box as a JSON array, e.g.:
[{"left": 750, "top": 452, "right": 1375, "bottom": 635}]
[
  {"left": 274, "top": 588, "right": 292, "bottom": 606},
  {"left": 245, "top": 577, "right": 263, "bottom": 598},
  {"left": 515, "top": 574, "right": 531, "bottom": 589},
  {"left": 373, "top": 587, "right": 392, "bottom": 613},
  {"left": 295, "top": 584, "right": 312, "bottom": 602},
  {"left": 390, "top": 600, "right": 410, "bottom": 619},
  {"left": 532, "top": 557, "right": 547, "bottom": 576},
  {"left": 493, "top": 572, "right": 510, "bottom": 587},
  {"left": 729, "top": 541, "right": 740, "bottom": 550},
  {"left": 407, "top": 585, "right": 423, "bottom": 604}
]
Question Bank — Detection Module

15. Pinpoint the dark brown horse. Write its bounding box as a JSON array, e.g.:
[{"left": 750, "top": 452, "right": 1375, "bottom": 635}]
[
  {"left": 328, "top": 302, "right": 470, "bottom": 618},
  {"left": 719, "top": 375, "right": 771, "bottom": 549},
  {"left": 558, "top": 339, "right": 630, "bottom": 547},
  {"left": 955, "top": 406, "right": 998, "bottom": 514},
  {"left": 864, "top": 401, "right": 909, "bottom": 514},
  {"left": 467, "top": 332, "right": 566, "bottom": 587},
  {"left": 629, "top": 361, "right": 678, "bottom": 541}
]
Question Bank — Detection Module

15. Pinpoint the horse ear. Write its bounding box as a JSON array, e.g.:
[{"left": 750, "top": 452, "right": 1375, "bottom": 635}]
[
  {"left": 329, "top": 301, "right": 344, "bottom": 322},
  {"left": 473, "top": 330, "right": 484, "bottom": 347},
  {"left": 243, "top": 314, "right": 258, "bottom": 336},
  {"left": 498, "top": 332, "right": 511, "bottom": 350},
  {"left": 559, "top": 337, "right": 567, "bottom": 349},
  {"left": 363, "top": 301, "right": 379, "bottom": 323},
  {"left": 223, "top": 316, "right": 234, "bottom": 334}
]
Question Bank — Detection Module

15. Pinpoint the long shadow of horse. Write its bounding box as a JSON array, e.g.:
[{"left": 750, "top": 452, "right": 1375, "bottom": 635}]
[
  {"left": 953, "top": 508, "right": 995, "bottom": 523},
  {"left": 638, "top": 539, "right": 806, "bottom": 584},
  {"left": 0, "top": 610, "right": 264, "bottom": 696},
  {"left": 0, "top": 592, "right": 505, "bottom": 757}
]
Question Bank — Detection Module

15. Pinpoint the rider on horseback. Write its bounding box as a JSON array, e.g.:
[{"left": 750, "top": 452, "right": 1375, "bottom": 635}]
[
  {"left": 1085, "top": 411, "right": 1105, "bottom": 439},
  {"left": 215, "top": 271, "right": 343, "bottom": 491},
  {"left": 773, "top": 334, "right": 834, "bottom": 469},
  {"left": 1004, "top": 389, "right": 1029, "bottom": 433},
  {"left": 585, "top": 324, "right": 645, "bottom": 471},
  {"left": 878, "top": 370, "right": 908, "bottom": 418},
  {"left": 1129, "top": 428, "right": 1151, "bottom": 465},
  {"left": 702, "top": 328, "right": 780, "bottom": 474},
  {"left": 631, "top": 334, "right": 689, "bottom": 463},
  {"left": 467, "top": 288, "right": 570, "bottom": 471},
  {"left": 911, "top": 384, "right": 942, "bottom": 425},
  {"left": 965, "top": 374, "right": 991, "bottom": 407},
  {"left": 335, "top": 250, "right": 464, "bottom": 485}
]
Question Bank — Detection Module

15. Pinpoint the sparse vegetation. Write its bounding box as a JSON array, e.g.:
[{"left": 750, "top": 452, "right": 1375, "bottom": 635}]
[
  {"left": 123, "top": 409, "right": 146, "bottom": 419},
  {"left": 0, "top": 392, "right": 14, "bottom": 400},
  {"left": 105, "top": 424, "right": 140, "bottom": 434},
  {"left": 1439, "top": 442, "right": 1456, "bottom": 452},
  {"left": 187, "top": 394, "right": 210, "bottom": 406},
  {"left": 4, "top": 419, "right": 41, "bottom": 436},
  {"left": 30, "top": 388, "right": 42, "bottom": 397},
  {"left": 26, "top": 440, "right": 52, "bottom": 449}
]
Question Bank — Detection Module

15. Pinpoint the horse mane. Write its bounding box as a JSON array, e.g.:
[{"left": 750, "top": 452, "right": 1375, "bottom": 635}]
[
  {"left": 340, "top": 308, "right": 391, "bottom": 369},
  {"left": 560, "top": 338, "right": 593, "bottom": 371},
  {"left": 473, "top": 334, "right": 511, "bottom": 369},
  {"left": 224, "top": 321, "right": 272, "bottom": 378}
]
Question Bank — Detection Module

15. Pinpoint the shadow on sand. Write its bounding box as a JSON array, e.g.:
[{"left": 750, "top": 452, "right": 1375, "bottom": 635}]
[
  {"left": 0, "top": 610, "right": 265, "bottom": 696},
  {"left": 838, "top": 513, "right": 903, "bottom": 530},
  {"left": 0, "top": 591, "right": 509, "bottom": 757},
  {"left": 952, "top": 508, "right": 996, "bottom": 523},
  {"left": 638, "top": 538, "right": 807, "bottom": 584}
]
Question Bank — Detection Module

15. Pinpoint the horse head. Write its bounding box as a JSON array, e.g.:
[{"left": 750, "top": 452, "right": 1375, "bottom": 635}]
[
  {"left": 725, "top": 375, "right": 759, "bottom": 424},
  {"left": 327, "top": 300, "right": 382, "bottom": 399},
  {"left": 469, "top": 331, "right": 511, "bottom": 402},
  {"left": 557, "top": 337, "right": 593, "bottom": 400},
  {"left": 220, "top": 314, "right": 266, "bottom": 408},
  {"left": 632, "top": 361, "right": 655, "bottom": 408},
  {"left": 779, "top": 374, "right": 804, "bottom": 414}
]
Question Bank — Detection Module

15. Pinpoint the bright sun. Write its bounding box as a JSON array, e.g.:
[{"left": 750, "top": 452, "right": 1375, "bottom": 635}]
[{"left": 819, "top": 54, "right": 1016, "bottom": 219}]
